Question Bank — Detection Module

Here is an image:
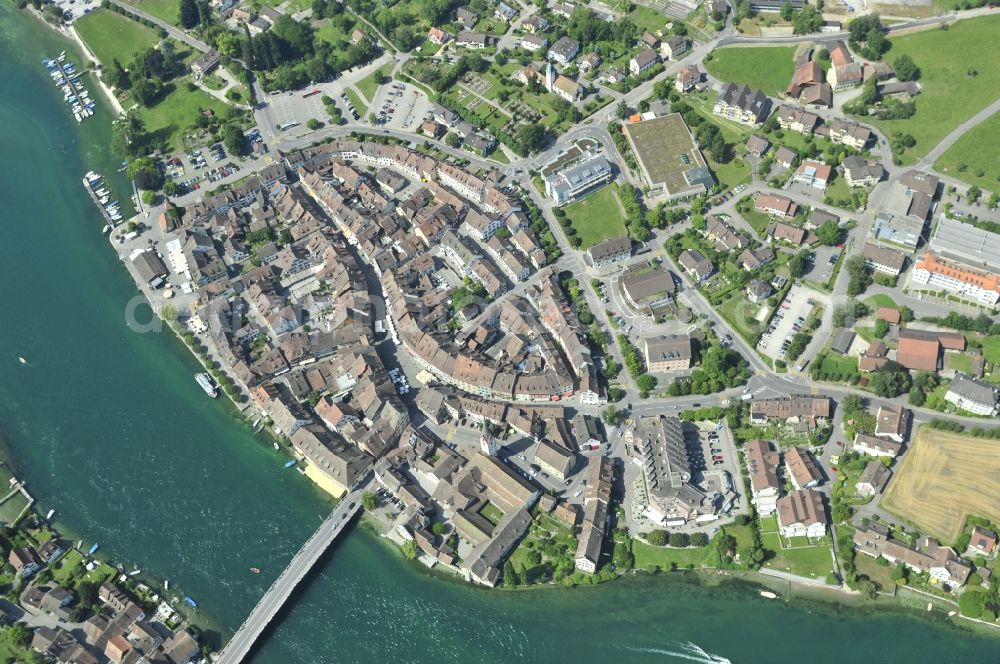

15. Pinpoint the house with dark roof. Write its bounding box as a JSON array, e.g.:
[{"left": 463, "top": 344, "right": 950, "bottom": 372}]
[{"left": 714, "top": 83, "right": 770, "bottom": 125}]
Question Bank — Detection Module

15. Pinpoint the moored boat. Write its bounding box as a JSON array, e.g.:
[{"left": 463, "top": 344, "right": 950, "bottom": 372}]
[{"left": 195, "top": 373, "right": 218, "bottom": 398}]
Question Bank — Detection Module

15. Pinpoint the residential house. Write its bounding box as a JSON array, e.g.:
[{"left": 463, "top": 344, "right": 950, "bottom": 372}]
[
  {"left": 191, "top": 49, "right": 220, "bottom": 78},
  {"left": 629, "top": 49, "right": 660, "bottom": 76},
  {"left": 793, "top": 159, "right": 832, "bottom": 189},
  {"left": 456, "top": 6, "right": 479, "bottom": 27},
  {"left": 776, "top": 489, "right": 827, "bottom": 538},
  {"left": 970, "top": 526, "right": 997, "bottom": 556},
  {"left": 749, "top": 396, "right": 830, "bottom": 430},
  {"left": 755, "top": 193, "right": 798, "bottom": 219},
  {"left": 945, "top": 373, "right": 999, "bottom": 416},
  {"left": 644, "top": 334, "right": 692, "bottom": 373},
  {"left": 427, "top": 27, "right": 452, "bottom": 44},
  {"left": 829, "top": 119, "right": 872, "bottom": 149},
  {"left": 842, "top": 156, "right": 884, "bottom": 187},
  {"left": 661, "top": 36, "right": 689, "bottom": 60},
  {"left": 494, "top": 1, "right": 517, "bottom": 22},
  {"left": 675, "top": 64, "right": 701, "bottom": 92},
  {"left": 785, "top": 446, "right": 822, "bottom": 489},
  {"left": 551, "top": 74, "right": 583, "bottom": 102},
  {"left": 776, "top": 105, "right": 819, "bottom": 134},
  {"left": 534, "top": 438, "right": 575, "bottom": 480},
  {"left": 456, "top": 31, "right": 488, "bottom": 48},
  {"left": 745, "top": 439, "right": 781, "bottom": 516},
  {"left": 518, "top": 34, "right": 547, "bottom": 52},
  {"left": 830, "top": 62, "right": 863, "bottom": 90},
  {"left": 714, "top": 83, "right": 770, "bottom": 125},
  {"left": 874, "top": 404, "right": 908, "bottom": 443},
  {"left": 853, "top": 432, "right": 903, "bottom": 458},
  {"left": 895, "top": 329, "right": 941, "bottom": 372},
  {"left": 856, "top": 460, "right": 892, "bottom": 497},
  {"left": 522, "top": 15, "right": 549, "bottom": 32},
  {"left": 578, "top": 52, "right": 601, "bottom": 73},
  {"left": 774, "top": 145, "right": 797, "bottom": 169},
  {"left": 678, "top": 249, "right": 714, "bottom": 282},
  {"left": 862, "top": 242, "right": 906, "bottom": 277},
  {"left": 587, "top": 236, "right": 631, "bottom": 267},
  {"left": 543, "top": 152, "right": 612, "bottom": 205},
  {"left": 746, "top": 134, "right": 770, "bottom": 157},
  {"left": 746, "top": 278, "right": 773, "bottom": 304},
  {"left": 549, "top": 36, "right": 580, "bottom": 65}
]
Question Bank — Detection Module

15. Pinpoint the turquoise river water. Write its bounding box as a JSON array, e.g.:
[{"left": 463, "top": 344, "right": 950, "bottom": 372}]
[{"left": 1, "top": 5, "right": 999, "bottom": 662}]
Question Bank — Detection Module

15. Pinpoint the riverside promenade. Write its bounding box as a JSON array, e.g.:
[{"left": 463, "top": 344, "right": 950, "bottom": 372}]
[{"left": 215, "top": 482, "right": 368, "bottom": 663}]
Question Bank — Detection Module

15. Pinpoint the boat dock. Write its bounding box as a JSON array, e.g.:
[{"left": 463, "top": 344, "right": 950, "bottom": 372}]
[
  {"left": 83, "top": 171, "right": 123, "bottom": 228},
  {"left": 43, "top": 51, "right": 96, "bottom": 124}
]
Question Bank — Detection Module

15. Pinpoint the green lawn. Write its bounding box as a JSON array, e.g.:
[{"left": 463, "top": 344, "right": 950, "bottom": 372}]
[
  {"left": 945, "top": 351, "right": 972, "bottom": 374},
  {"left": 632, "top": 539, "right": 708, "bottom": 570},
  {"left": 869, "top": 15, "right": 1000, "bottom": 164},
  {"left": 344, "top": 88, "right": 368, "bottom": 118},
  {"left": 719, "top": 293, "right": 766, "bottom": 341},
  {"left": 854, "top": 551, "right": 897, "bottom": 591},
  {"left": 820, "top": 352, "right": 859, "bottom": 378},
  {"left": 979, "top": 335, "right": 1000, "bottom": 364},
  {"left": 864, "top": 294, "right": 898, "bottom": 309},
  {"left": 315, "top": 22, "right": 349, "bottom": 47},
  {"left": 76, "top": 9, "right": 160, "bottom": 67},
  {"left": 760, "top": 516, "right": 836, "bottom": 580},
  {"left": 50, "top": 549, "right": 85, "bottom": 587},
  {"left": 934, "top": 111, "right": 1000, "bottom": 191},
  {"left": 356, "top": 63, "right": 394, "bottom": 103},
  {"left": 708, "top": 153, "right": 751, "bottom": 191},
  {"left": 704, "top": 45, "right": 796, "bottom": 97},
  {"left": 478, "top": 501, "right": 505, "bottom": 526},
  {"left": 628, "top": 5, "right": 669, "bottom": 32},
  {"left": 562, "top": 186, "right": 628, "bottom": 248},
  {"left": 139, "top": 83, "right": 230, "bottom": 152},
  {"left": 129, "top": 0, "right": 180, "bottom": 26}
]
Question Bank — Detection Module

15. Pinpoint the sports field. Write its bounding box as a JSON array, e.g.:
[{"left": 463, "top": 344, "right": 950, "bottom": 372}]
[
  {"left": 881, "top": 427, "right": 1000, "bottom": 544},
  {"left": 76, "top": 9, "right": 159, "bottom": 67},
  {"left": 563, "top": 186, "right": 627, "bottom": 248}
]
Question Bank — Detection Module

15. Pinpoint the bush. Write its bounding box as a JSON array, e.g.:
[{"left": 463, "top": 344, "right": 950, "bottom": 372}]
[{"left": 646, "top": 530, "right": 669, "bottom": 546}]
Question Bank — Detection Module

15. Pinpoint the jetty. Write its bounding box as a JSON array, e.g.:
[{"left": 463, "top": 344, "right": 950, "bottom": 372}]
[{"left": 213, "top": 482, "right": 368, "bottom": 663}]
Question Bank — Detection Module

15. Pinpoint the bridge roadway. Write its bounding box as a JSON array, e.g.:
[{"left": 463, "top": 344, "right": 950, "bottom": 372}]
[{"left": 214, "top": 483, "right": 367, "bottom": 664}]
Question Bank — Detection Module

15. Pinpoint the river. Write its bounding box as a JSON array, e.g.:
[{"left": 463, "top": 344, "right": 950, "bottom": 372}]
[{"left": 1, "top": 5, "right": 998, "bottom": 663}]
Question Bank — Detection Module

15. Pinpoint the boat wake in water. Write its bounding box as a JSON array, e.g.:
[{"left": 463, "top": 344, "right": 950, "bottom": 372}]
[{"left": 627, "top": 642, "right": 733, "bottom": 663}]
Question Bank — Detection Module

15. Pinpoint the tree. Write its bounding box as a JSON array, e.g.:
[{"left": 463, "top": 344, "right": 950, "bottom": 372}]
[
  {"left": 668, "top": 532, "right": 688, "bottom": 547},
  {"left": 141, "top": 190, "right": 156, "bottom": 205},
  {"left": 869, "top": 361, "right": 912, "bottom": 397},
  {"left": 647, "top": 530, "right": 668, "bottom": 546},
  {"left": 816, "top": 219, "right": 840, "bottom": 245},
  {"left": 874, "top": 318, "right": 889, "bottom": 338},
  {"left": 602, "top": 405, "right": 624, "bottom": 426},
  {"left": 431, "top": 522, "right": 447, "bottom": 535},
  {"left": 444, "top": 132, "right": 460, "bottom": 148},
  {"left": 960, "top": 589, "right": 992, "bottom": 619},
  {"left": 106, "top": 58, "right": 130, "bottom": 90},
  {"left": 401, "top": 539, "right": 418, "bottom": 560},
  {"left": 127, "top": 157, "right": 165, "bottom": 191},
  {"left": 691, "top": 532, "right": 709, "bottom": 547},
  {"left": 306, "top": 118, "right": 321, "bottom": 130},
  {"left": 788, "top": 250, "right": 810, "bottom": 278},
  {"left": 502, "top": 560, "right": 520, "bottom": 587},
  {"left": 857, "top": 578, "right": 878, "bottom": 600},
  {"left": 845, "top": 255, "right": 872, "bottom": 296},
  {"left": 907, "top": 385, "right": 925, "bottom": 407},
  {"left": 636, "top": 374, "right": 657, "bottom": 395},
  {"left": 514, "top": 122, "right": 546, "bottom": 155},
  {"left": 361, "top": 491, "right": 376, "bottom": 511},
  {"left": 780, "top": 1, "right": 793, "bottom": 20},
  {"left": 179, "top": 0, "right": 200, "bottom": 29},
  {"left": 525, "top": 549, "right": 543, "bottom": 566},
  {"left": 222, "top": 123, "right": 250, "bottom": 157},
  {"left": 616, "top": 100, "right": 629, "bottom": 119},
  {"left": 893, "top": 54, "right": 920, "bottom": 81}
]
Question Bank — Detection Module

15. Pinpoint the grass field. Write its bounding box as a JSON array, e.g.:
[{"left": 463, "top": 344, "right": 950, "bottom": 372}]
[
  {"left": 627, "top": 5, "right": 669, "bottom": 32},
  {"left": 760, "top": 516, "right": 836, "bottom": 580},
  {"left": 356, "top": 63, "right": 394, "bottom": 103},
  {"left": 139, "top": 83, "right": 230, "bottom": 152},
  {"left": 562, "top": 186, "right": 627, "bottom": 248},
  {"left": 882, "top": 427, "right": 1000, "bottom": 544},
  {"left": 632, "top": 539, "right": 708, "bottom": 570},
  {"left": 704, "top": 45, "right": 796, "bottom": 97},
  {"left": 981, "top": 335, "right": 1000, "bottom": 364},
  {"left": 820, "top": 352, "right": 859, "bottom": 378},
  {"left": 478, "top": 501, "right": 505, "bottom": 526},
  {"left": 130, "top": 0, "right": 180, "bottom": 26},
  {"left": 76, "top": 9, "right": 160, "bottom": 67},
  {"left": 934, "top": 111, "right": 1000, "bottom": 191},
  {"left": 719, "top": 294, "right": 766, "bottom": 341},
  {"left": 344, "top": 88, "right": 368, "bottom": 118},
  {"left": 864, "top": 293, "right": 898, "bottom": 309},
  {"left": 869, "top": 15, "right": 1000, "bottom": 165}
]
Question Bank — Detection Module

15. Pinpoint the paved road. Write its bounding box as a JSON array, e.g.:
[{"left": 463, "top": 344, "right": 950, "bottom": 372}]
[
  {"left": 110, "top": 0, "right": 209, "bottom": 52},
  {"left": 215, "top": 486, "right": 366, "bottom": 664}
]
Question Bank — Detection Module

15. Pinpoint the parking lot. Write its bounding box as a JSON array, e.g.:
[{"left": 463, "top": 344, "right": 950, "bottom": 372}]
[
  {"left": 803, "top": 242, "right": 842, "bottom": 285},
  {"left": 758, "top": 285, "right": 823, "bottom": 361},
  {"left": 165, "top": 141, "right": 245, "bottom": 195},
  {"left": 269, "top": 87, "right": 332, "bottom": 131},
  {"left": 53, "top": 0, "right": 102, "bottom": 23},
  {"left": 370, "top": 81, "right": 432, "bottom": 130}
]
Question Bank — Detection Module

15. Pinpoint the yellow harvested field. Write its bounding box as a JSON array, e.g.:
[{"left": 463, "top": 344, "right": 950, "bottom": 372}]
[{"left": 881, "top": 428, "right": 1000, "bottom": 544}]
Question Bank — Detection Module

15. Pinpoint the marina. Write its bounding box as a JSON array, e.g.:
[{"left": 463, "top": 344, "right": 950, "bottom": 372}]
[
  {"left": 82, "top": 170, "right": 122, "bottom": 227},
  {"left": 43, "top": 51, "right": 94, "bottom": 124}
]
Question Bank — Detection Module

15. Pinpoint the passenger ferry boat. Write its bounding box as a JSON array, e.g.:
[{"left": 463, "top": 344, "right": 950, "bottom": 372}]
[{"left": 195, "top": 373, "right": 218, "bottom": 398}]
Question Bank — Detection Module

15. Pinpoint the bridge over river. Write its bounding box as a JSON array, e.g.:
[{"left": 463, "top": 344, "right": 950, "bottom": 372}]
[{"left": 214, "top": 483, "right": 367, "bottom": 663}]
